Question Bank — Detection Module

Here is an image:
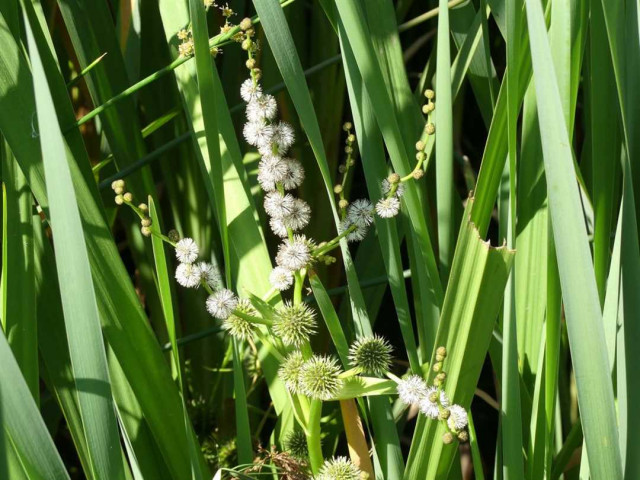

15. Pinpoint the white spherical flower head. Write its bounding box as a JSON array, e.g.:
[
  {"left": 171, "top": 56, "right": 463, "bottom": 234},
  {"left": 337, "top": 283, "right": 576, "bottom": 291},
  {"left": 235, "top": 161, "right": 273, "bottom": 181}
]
[
  {"left": 205, "top": 288, "right": 238, "bottom": 320},
  {"left": 317, "top": 456, "right": 362, "bottom": 480},
  {"left": 283, "top": 198, "right": 311, "bottom": 231},
  {"left": 339, "top": 217, "right": 369, "bottom": 243},
  {"left": 243, "top": 119, "right": 274, "bottom": 148},
  {"left": 275, "top": 235, "right": 312, "bottom": 271},
  {"left": 273, "top": 302, "right": 317, "bottom": 347},
  {"left": 246, "top": 94, "right": 278, "bottom": 122},
  {"left": 175, "top": 237, "right": 199, "bottom": 264},
  {"left": 376, "top": 196, "right": 401, "bottom": 218},
  {"left": 278, "top": 351, "right": 305, "bottom": 393},
  {"left": 222, "top": 299, "right": 257, "bottom": 340},
  {"left": 195, "top": 262, "right": 222, "bottom": 290},
  {"left": 299, "top": 355, "right": 343, "bottom": 400},
  {"left": 175, "top": 263, "right": 201, "bottom": 288},
  {"left": 348, "top": 335, "right": 393, "bottom": 376},
  {"left": 257, "top": 155, "right": 288, "bottom": 192},
  {"left": 263, "top": 191, "right": 295, "bottom": 218},
  {"left": 271, "top": 121, "right": 295, "bottom": 153},
  {"left": 447, "top": 404, "right": 468, "bottom": 431},
  {"left": 269, "top": 266, "right": 294, "bottom": 291},
  {"left": 419, "top": 386, "right": 449, "bottom": 419},
  {"left": 280, "top": 158, "right": 305, "bottom": 190},
  {"left": 269, "top": 217, "right": 289, "bottom": 238},
  {"left": 240, "top": 78, "right": 262, "bottom": 102},
  {"left": 397, "top": 375, "right": 429, "bottom": 406},
  {"left": 347, "top": 199, "right": 374, "bottom": 227},
  {"left": 382, "top": 178, "right": 406, "bottom": 198}
]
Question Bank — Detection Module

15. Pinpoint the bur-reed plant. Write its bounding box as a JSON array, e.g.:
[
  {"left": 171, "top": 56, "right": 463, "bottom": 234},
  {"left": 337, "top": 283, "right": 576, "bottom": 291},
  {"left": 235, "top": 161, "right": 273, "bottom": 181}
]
[{"left": 0, "top": 0, "right": 636, "bottom": 479}]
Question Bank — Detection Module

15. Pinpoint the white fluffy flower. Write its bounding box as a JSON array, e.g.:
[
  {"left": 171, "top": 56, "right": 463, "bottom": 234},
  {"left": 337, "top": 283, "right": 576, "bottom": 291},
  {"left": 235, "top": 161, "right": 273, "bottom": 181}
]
[
  {"left": 280, "top": 158, "right": 305, "bottom": 190},
  {"left": 175, "top": 237, "right": 199, "bottom": 264},
  {"left": 276, "top": 235, "right": 312, "bottom": 271},
  {"left": 269, "top": 217, "right": 289, "bottom": 237},
  {"left": 271, "top": 122, "right": 295, "bottom": 152},
  {"left": 382, "top": 178, "right": 405, "bottom": 198},
  {"left": 246, "top": 94, "right": 278, "bottom": 122},
  {"left": 175, "top": 263, "right": 201, "bottom": 288},
  {"left": 240, "top": 78, "right": 262, "bottom": 102},
  {"left": 243, "top": 120, "right": 274, "bottom": 148},
  {"left": 206, "top": 288, "right": 238, "bottom": 320},
  {"left": 269, "top": 266, "right": 294, "bottom": 291},
  {"left": 397, "top": 375, "right": 429, "bottom": 406},
  {"left": 447, "top": 404, "right": 468, "bottom": 431},
  {"left": 376, "top": 197, "right": 401, "bottom": 218},
  {"left": 317, "top": 456, "right": 361, "bottom": 480},
  {"left": 339, "top": 218, "right": 369, "bottom": 243},
  {"left": 264, "top": 191, "right": 295, "bottom": 218},
  {"left": 346, "top": 199, "right": 374, "bottom": 227},
  {"left": 257, "top": 155, "right": 288, "bottom": 191},
  {"left": 195, "top": 262, "right": 222, "bottom": 290},
  {"left": 419, "top": 387, "right": 450, "bottom": 419},
  {"left": 283, "top": 198, "right": 311, "bottom": 231}
]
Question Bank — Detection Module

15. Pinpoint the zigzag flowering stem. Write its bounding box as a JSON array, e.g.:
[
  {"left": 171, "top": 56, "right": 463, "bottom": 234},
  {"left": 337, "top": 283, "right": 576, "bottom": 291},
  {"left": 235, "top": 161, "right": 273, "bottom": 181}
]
[{"left": 312, "top": 225, "right": 357, "bottom": 257}]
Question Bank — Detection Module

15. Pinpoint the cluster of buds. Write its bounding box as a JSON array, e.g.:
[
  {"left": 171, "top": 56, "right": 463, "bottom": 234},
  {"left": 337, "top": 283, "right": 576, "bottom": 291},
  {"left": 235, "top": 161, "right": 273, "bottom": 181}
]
[
  {"left": 394, "top": 346, "right": 470, "bottom": 444},
  {"left": 177, "top": 29, "right": 194, "bottom": 58},
  {"left": 110, "top": 180, "right": 154, "bottom": 237},
  {"left": 334, "top": 122, "right": 357, "bottom": 214}
]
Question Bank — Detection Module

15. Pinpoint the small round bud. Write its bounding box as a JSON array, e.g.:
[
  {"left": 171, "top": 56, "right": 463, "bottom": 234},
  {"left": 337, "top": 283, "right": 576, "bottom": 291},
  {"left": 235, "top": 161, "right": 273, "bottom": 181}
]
[
  {"left": 348, "top": 159, "right": 355, "bottom": 167},
  {"left": 339, "top": 199, "right": 349, "bottom": 209},
  {"left": 115, "top": 194, "right": 124, "bottom": 205},
  {"left": 439, "top": 409, "right": 451, "bottom": 420},
  {"left": 424, "top": 89, "right": 435, "bottom": 99},
  {"left": 415, "top": 140, "right": 425, "bottom": 151},
  {"left": 345, "top": 146, "right": 353, "bottom": 154},
  {"left": 436, "top": 346, "right": 447, "bottom": 358},
  {"left": 141, "top": 218, "right": 152, "bottom": 227},
  {"left": 436, "top": 372, "right": 447, "bottom": 383},
  {"left": 168, "top": 229, "right": 180, "bottom": 242},
  {"left": 240, "top": 17, "right": 252, "bottom": 31},
  {"left": 424, "top": 102, "right": 435, "bottom": 113},
  {"left": 347, "top": 134, "right": 356, "bottom": 143},
  {"left": 422, "top": 104, "right": 430, "bottom": 115},
  {"left": 334, "top": 184, "right": 343, "bottom": 194},
  {"left": 138, "top": 203, "right": 148, "bottom": 213},
  {"left": 210, "top": 47, "right": 220, "bottom": 58},
  {"left": 252, "top": 68, "right": 262, "bottom": 80},
  {"left": 412, "top": 169, "right": 424, "bottom": 180},
  {"left": 416, "top": 151, "right": 426, "bottom": 162},
  {"left": 123, "top": 192, "right": 133, "bottom": 202},
  {"left": 457, "top": 430, "right": 469, "bottom": 442},
  {"left": 245, "top": 58, "right": 256, "bottom": 69},
  {"left": 111, "top": 180, "right": 119, "bottom": 190},
  {"left": 429, "top": 391, "right": 439, "bottom": 403},
  {"left": 442, "top": 432, "right": 454, "bottom": 445},
  {"left": 241, "top": 39, "right": 252, "bottom": 51},
  {"left": 425, "top": 123, "right": 436, "bottom": 135},
  {"left": 338, "top": 165, "right": 347, "bottom": 173},
  {"left": 435, "top": 354, "right": 445, "bottom": 362},
  {"left": 432, "top": 362, "right": 442, "bottom": 373},
  {"left": 141, "top": 226, "right": 152, "bottom": 237},
  {"left": 388, "top": 173, "right": 401, "bottom": 184},
  {"left": 343, "top": 122, "right": 352, "bottom": 131},
  {"left": 246, "top": 28, "right": 255, "bottom": 37},
  {"left": 114, "top": 186, "right": 124, "bottom": 195}
]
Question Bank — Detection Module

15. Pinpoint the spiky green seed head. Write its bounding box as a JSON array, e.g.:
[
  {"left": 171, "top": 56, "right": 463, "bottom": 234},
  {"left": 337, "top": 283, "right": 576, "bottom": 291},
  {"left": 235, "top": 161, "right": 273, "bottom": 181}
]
[
  {"left": 442, "top": 432, "right": 454, "bottom": 444},
  {"left": 221, "top": 298, "right": 256, "bottom": 340},
  {"left": 279, "top": 351, "right": 306, "bottom": 393},
  {"left": 168, "top": 229, "right": 180, "bottom": 242},
  {"left": 299, "top": 355, "right": 343, "bottom": 400},
  {"left": 284, "top": 430, "right": 308, "bottom": 459},
  {"left": 348, "top": 335, "right": 393, "bottom": 376},
  {"left": 272, "top": 302, "right": 317, "bottom": 347},
  {"left": 317, "top": 456, "right": 361, "bottom": 480}
]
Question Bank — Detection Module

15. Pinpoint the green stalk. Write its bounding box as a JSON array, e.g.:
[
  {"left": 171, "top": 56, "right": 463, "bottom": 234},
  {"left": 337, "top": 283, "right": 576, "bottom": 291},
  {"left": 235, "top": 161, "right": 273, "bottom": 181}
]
[{"left": 307, "top": 398, "right": 324, "bottom": 474}]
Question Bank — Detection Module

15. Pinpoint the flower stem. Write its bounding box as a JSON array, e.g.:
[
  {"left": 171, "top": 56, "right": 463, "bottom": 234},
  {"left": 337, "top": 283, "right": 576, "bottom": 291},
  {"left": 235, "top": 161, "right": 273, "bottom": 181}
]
[
  {"left": 313, "top": 225, "right": 355, "bottom": 257},
  {"left": 307, "top": 399, "right": 324, "bottom": 474}
]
